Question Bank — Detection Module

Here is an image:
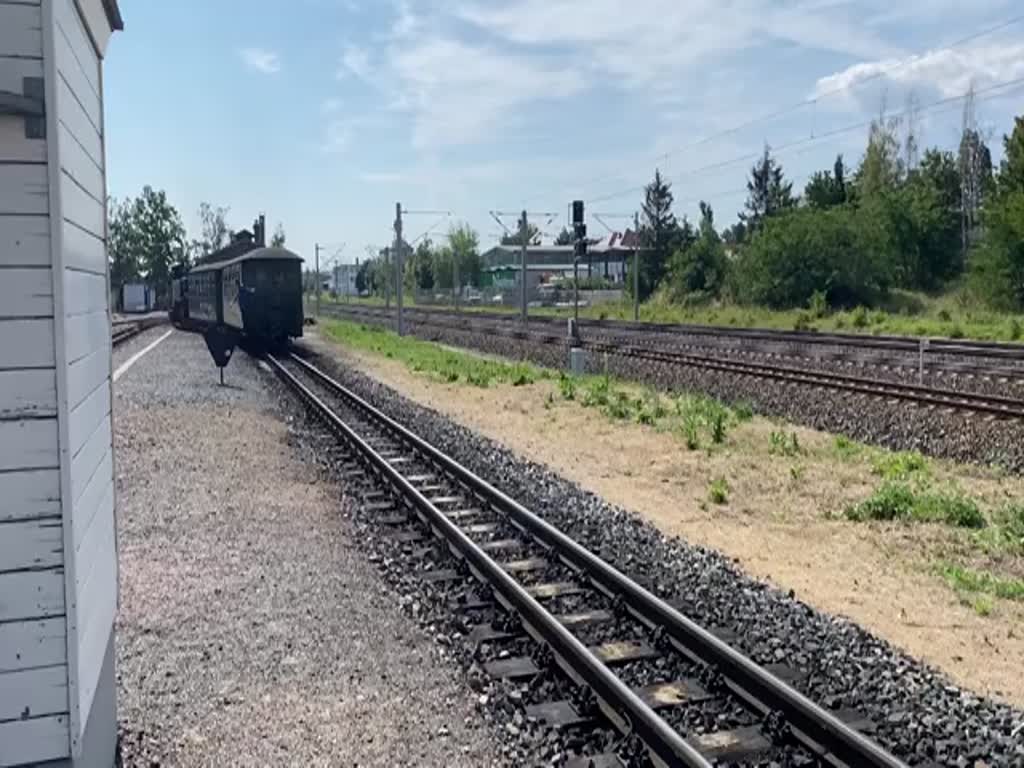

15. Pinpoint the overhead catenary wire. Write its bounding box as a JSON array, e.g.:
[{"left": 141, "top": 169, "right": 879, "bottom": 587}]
[
  {"left": 521, "top": 13, "right": 1024, "bottom": 206},
  {"left": 584, "top": 75, "right": 1024, "bottom": 207}
]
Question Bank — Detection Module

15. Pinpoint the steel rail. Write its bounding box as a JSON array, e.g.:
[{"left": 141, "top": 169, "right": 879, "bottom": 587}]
[
  {"left": 321, "top": 304, "right": 1024, "bottom": 419},
  {"left": 267, "top": 353, "right": 712, "bottom": 768},
  {"left": 284, "top": 351, "right": 908, "bottom": 768},
  {"left": 582, "top": 340, "right": 1024, "bottom": 420},
  {"left": 323, "top": 302, "right": 1024, "bottom": 362}
]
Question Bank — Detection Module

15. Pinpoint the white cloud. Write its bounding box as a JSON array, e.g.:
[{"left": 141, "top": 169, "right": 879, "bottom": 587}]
[
  {"left": 338, "top": 45, "right": 372, "bottom": 80},
  {"left": 389, "top": 37, "right": 585, "bottom": 148},
  {"left": 814, "top": 42, "right": 1024, "bottom": 104},
  {"left": 238, "top": 47, "right": 281, "bottom": 74}
]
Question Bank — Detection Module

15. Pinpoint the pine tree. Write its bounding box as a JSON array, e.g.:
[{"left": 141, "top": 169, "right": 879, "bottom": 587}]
[
  {"left": 740, "top": 145, "right": 796, "bottom": 233},
  {"left": 554, "top": 227, "right": 573, "bottom": 246},
  {"left": 633, "top": 169, "right": 677, "bottom": 300},
  {"left": 805, "top": 155, "right": 849, "bottom": 210}
]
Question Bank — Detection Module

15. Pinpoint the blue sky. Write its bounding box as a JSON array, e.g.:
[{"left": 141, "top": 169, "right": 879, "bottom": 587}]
[{"left": 104, "top": 0, "right": 1024, "bottom": 270}]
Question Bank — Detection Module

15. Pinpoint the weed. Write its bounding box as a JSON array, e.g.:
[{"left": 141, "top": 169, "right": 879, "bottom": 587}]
[
  {"left": 808, "top": 290, "right": 829, "bottom": 319},
  {"left": 941, "top": 564, "right": 1024, "bottom": 601},
  {"left": 769, "top": 430, "right": 801, "bottom": 457},
  {"left": 709, "top": 477, "right": 730, "bottom": 504},
  {"left": 733, "top": 401, "right": 754, "bottom": 421},
  {"left": 582, "top": 375, "right": 612, "bottom": 408},
  {"left": 790, "top": 465, "right": 805, "bottom": 484},
  {"left": 1010, "top": 318, "right": 1023, "bottom": 340},
  {"left": 833, "top": 435, "right": 860, "bottom": 459},
  {"left": 845, "top": 482, "right": 916, "bottom": 521},
  {"left": 937, "top": 309, "right": 952, "bottom": 322},
  {"left": 710, "top": 410, "right": 727, "bottom": 444},
  {"left": 949, "top": 324, "right": 965, "bottom": 339},
  {"left": 681, "top": 417, "right": 700, "bottom": 451},
  {"left": 558, "top": 373, "right": 577, "bottom": 401},
  {"left": 871, "top": 451, "right": 928, "bottom": 480},
  {"left": 793, "top": 311, "right": 814, "bottom": 331},
  {"left": 847, "top": 483, "right": 986, "bottom": 529},
  {"left": 972, "top": 595, "right": 994, "bottom": 617},
  {"left": 851, "top": 306, "right": 869, "bottom": 328},
  {"left": 543, "top": 393, "right": 554, "bottom": 410}
]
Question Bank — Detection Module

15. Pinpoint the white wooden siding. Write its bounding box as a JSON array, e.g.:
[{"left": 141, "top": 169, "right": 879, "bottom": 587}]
[
  {"left": 0, "top": 215, "right": 51, "bottom": 266},
  {"left": 0, "top": 618, "right": 66, "bottom": 671},
  {"left": 0, "top": 368, "right": 57, "bottom": 419},
  {"left": 0, "top": 665, "right": 68, "bottom": 722},
  {"left": 0, "top": 3, "right": 42, "bottom": 57},
  {"left": 62, "top": 217, "right": 104, "bottom": 274},
  {"left": 70, "top": 418, "right": 109, "bottom": 502},
  {"left": 0, "top": 519, "right": 63, "bottom": 570},
  {"left": 0, "top": 267, "right": 54, "bottom": 318},
  {"left": 0, "top": 569, "right": 65, "bottom": 622},
  {"left": 0, "top": 468, "right": 60, "bottom": 522},
  {"left": 53, "top": 0, "right": 118, "bottom": 747},
  {"left": 0, "top": 418, "right": 58, "bottom": 471},
  {"left": 73, "top": 480, "right": 115, "bottom": 719},
  {"left": 63, "top": 266, "right": 106, "bottom": 316},
  {"left": 0, "top": 715, "right": 70, "bottom": 766},
  {"left": 0, "top": 163, "right": 48, "bottom": 215},
  {"left": 0, "top": 319, "right": 56, "bottom": 368},
  {"left": 0, "top": 56, "right": 45, "bottom": 164}
]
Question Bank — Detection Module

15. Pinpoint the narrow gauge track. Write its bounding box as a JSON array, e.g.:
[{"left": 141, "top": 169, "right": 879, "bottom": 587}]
[
  {"left": 320, "top": 304, "right": 1024, "bottom": 421},
  {"left": 269, "top": 350, "right": 908, "bottom": 768},
  {"left": 112, "top": 320, "right": 153, "bottom": 347},
  {"left": 322, "top": 304, "right": 1024, "bottom": 381}
]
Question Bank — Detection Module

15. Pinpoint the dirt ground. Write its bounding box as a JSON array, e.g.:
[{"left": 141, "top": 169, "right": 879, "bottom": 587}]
[{"left": 308, "top": 330, "right": 1024, "bottom": 709}]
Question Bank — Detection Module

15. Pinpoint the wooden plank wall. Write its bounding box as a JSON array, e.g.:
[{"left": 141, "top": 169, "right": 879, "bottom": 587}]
[
  {"left": 0, "top": 0, "right": 71, "bottom": 763},
  {"left": 53, "top": 0, "right": 117, "bottom": 741}
]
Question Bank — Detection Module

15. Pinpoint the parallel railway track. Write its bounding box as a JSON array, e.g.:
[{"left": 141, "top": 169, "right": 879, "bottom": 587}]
[
  {"left": 319, "top": 304, "right": 1024, "bottom": 421},
  {"left": 269, "top": 350, "right": 909, "bottom": 767},
  {"left": 112, "top": 317, "right": 166, "bottom": 347}
]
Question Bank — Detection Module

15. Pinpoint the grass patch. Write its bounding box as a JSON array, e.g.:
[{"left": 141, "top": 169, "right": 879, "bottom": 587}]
[
  {"left": 709, "top": 477, "right": 730, "bottom": 505},
  {"left": 769, "top": 430, "right": 801, "bottom": 457},
  {"left": 871, "top": 450, "right": 929, "bottom": 481},
  {"left": 321, "top": 318, "right": 545, "bottom": 388},
  {"left": 940, "top": 564, "right": 1024, "bottom": 602},
  {"left": 845, "top": 482, "right": 986, "bottom": 529},
  {"left": 833, "top": 435, "right": 862, "bottom": 460}
]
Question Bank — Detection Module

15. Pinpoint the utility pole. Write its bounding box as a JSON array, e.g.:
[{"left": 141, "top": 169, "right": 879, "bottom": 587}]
[
  {"left": 453, "top": 251, "right": 460, "bottom": 313},
  {"left": 519, "top": 210, "right": 528, "bottom": 322},
  {"left": 633, "top": 212, "right": 640, "bottom": 322},
  {"left": 314, "top": 243, "right": 321, "bottom": 316},
  {"left": 394, "top": 202, "right": 404, "bottom": 335}
]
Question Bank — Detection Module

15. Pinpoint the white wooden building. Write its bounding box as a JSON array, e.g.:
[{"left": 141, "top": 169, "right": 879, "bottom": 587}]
[{"left": 1, "top": 1, "right": 122, "bottom": 766}]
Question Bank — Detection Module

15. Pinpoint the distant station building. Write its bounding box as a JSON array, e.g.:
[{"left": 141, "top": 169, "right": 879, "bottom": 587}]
[
  {"left": 479, "top": 230, "right": 640, "bottom": 287},
  {"left": 0, "top": 2, "right": 123, "bottom": 767},
  {"left": 331, "top": 262, "right": 359, "bottom": 296}
]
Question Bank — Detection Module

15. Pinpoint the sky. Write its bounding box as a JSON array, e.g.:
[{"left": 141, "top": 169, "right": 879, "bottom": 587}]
[{"left": 104, "top": 0, "right": 1024, "bottom": 271}]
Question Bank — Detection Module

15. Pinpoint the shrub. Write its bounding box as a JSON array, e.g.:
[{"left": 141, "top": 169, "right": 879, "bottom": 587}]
[
  {"left": 914, "top": 492, "right": 985, "bottom": 529},
  {"left": 793, "top": 311, "right": 814, "bottom": 331},
  {"left": 709, "top": 477, "right": 730, "bottom": 504},
  {"left": 845, "top": 482, "right": 916, "bottom": 521},
  {"left": 1009, "top": 318, "right": 1022, "bottom": 340},
  {"left": 558, "top": 373, "right": 577, "bottom": 401},
  {"left": 710, "top": 410, "right": 727, "bottom": 444},
  {"left": 834, "top": 435, "right": 860, "bottom": 459},
  {"left": 937, "top": 308, "right": 952, "bottom": 322},
  {"left": 871, "top": 451, "right": 928, "bottom": 480},
  {"left": 769, "top": 430, "right": 801, "bottom": 457},
  {"left": 851, "top": 306, "right": 869, "bottom": 328},
  {"left": 948, "top": 324, "right": 965, "bottom": 339},
  {"left": 808, "top": 289, "right": 829, "bottom": 318},
  {"left": 681, "top": 416, "right": 700, "bottom": 450}
]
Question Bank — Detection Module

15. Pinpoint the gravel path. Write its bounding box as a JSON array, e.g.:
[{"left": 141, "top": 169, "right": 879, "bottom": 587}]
[
  {"left": 113, "top": 330, "right": 501, "bottom": 767},
  {"left": 302, "top": 338, "right": 1024, "bottom": 767}
]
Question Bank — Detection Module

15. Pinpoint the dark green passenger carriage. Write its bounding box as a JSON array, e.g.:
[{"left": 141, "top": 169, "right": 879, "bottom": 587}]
[{"left": 187, "top": 247, "right": 304, "bottom": 345}]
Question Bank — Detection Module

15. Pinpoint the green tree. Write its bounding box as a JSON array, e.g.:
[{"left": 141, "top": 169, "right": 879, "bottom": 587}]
[
  {"left": 735, "top": 205, "right": 894, "bottom": 308},
  {"left": 804, "top": 155, "right": 848, "bottom": 210},
  {"left": 270, "top": 223, "right": 286, "bottom": 247},
  {"left": 629, "top": 169, "right": 677, "bottom": 301},
  {"left": 857, "top": 110, "right": 904, "bottom": 198},
  {"left": 501, "top": 222, "right": 540, "bottom": 246},
  {"left": 107, "top": 197, "right": 142, "bottom": 300},
  {"left": 740, "top": 145, "right": 796, "bottom": 234},
  {"left": 197, "top": 202, "right": 230, "bottom": 256},
  {"left": 668, "top": 201, "right": 726, "bottom": 297},
  {"left": 554, "top": 227, "right": 574, "bottom": 246},
  {"left": 108, "top": 186, "right": 186, "bottom": 308},
  {"left": 972, "top": 116, "right": 1024, "bottom": 308},
  {"left": 447, "top": 224, "right": 481, "bottom": 289},
  {"left": 406, "top": 239, "right": 435, "bottom": 291}
]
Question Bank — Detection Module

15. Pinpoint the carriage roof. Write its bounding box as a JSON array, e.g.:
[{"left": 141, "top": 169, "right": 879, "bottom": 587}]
[{"left": 189, "top": 247, "right": 303, "bottom": 274}]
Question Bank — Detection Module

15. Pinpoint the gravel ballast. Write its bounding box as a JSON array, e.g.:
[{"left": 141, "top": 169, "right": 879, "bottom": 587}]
[
  {"left": 339, "top": 309, "right": 1024, "bottom": 473},
  {"left": 113, "top": 330, "right": 502, "bottom": 766},
  {"left": 302, "top": 338, "right": 1024, "bottom": 767}
]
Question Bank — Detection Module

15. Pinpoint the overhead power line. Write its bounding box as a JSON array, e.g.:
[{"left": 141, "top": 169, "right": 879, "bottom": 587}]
[
  {"left": 585, "top": 75, "right": 1024, "bottom": 206},
  {"left": 525, "top": 12, "right": 1024, "bottom": 206}
]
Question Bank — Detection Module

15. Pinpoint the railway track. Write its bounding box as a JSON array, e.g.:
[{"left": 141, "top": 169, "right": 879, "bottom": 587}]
[
  {"left": 112, "top": 320, "right": 147, "bottom": 346},
  {"left": 319, "top": 304, "right": 1024, "bottom": 421},
  {"left": 269, "top": 350, "right": 909, "bottom": 768},
  {"left": 321, "top": 303, "right": 1024, "bottom": 381}
]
